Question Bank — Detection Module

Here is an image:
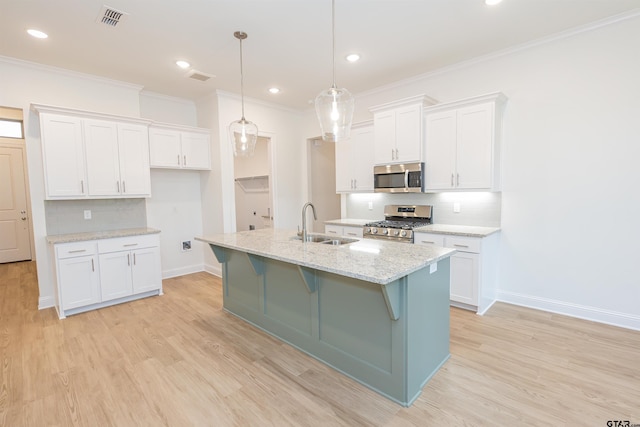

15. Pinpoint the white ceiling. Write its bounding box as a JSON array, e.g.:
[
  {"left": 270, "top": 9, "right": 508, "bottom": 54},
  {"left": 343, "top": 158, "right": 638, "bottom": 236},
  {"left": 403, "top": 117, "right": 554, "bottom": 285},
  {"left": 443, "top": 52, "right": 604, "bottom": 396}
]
[{"left": 1, "top": 0, "right": 639, "bottom": 109}]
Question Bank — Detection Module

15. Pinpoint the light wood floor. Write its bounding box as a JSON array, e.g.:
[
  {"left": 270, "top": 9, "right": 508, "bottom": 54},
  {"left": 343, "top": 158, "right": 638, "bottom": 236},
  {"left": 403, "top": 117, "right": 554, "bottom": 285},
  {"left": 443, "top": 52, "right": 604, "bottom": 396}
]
[{"left": 1, "top": 261, "right": 639, "bottom": 426}]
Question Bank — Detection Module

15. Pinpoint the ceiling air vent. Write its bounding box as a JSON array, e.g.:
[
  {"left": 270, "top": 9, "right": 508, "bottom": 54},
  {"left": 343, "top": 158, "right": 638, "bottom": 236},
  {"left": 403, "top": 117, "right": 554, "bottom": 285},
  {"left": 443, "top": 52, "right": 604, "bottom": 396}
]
[
  {"left": 96, "top": 5, "right": 129, "bottom": 27},
  {"left": 187, "top": 70, "right": 215, "bottom": 82}
]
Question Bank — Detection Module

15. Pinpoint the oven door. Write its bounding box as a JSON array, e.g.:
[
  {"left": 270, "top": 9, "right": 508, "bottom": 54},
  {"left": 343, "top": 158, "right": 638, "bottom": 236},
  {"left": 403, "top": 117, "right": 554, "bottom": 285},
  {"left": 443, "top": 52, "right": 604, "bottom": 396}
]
[{"left": 374, "top": 163, "right": 424, "bottom": 193}]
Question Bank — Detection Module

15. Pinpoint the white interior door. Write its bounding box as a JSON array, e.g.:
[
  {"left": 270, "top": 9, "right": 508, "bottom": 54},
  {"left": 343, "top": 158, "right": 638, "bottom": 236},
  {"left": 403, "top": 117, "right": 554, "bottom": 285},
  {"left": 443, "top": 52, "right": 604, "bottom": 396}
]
[{"left": 0, "top": 146, "right": 32, "bottom": 263}]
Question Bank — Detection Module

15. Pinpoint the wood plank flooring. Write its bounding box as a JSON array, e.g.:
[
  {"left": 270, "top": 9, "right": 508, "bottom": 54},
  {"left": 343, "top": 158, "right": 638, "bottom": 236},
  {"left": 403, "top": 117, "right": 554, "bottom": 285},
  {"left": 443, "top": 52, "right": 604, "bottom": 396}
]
[{"left": 1, "top": 261, "right": 639, "bottom": 426}]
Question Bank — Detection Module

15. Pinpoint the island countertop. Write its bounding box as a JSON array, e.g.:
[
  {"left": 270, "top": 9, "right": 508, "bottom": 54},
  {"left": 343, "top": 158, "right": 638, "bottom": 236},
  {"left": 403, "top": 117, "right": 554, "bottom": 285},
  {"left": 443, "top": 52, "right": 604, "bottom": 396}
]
[{"left": 196, "top": 228, "right": 455, "bottom": 285}]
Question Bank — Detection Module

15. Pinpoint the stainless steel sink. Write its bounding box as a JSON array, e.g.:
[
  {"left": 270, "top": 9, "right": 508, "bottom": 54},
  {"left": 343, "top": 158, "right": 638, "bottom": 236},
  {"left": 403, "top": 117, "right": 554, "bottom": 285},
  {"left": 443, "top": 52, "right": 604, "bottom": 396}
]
[{"left": 292, "top": 234, "right": 357, "bottom": 245}]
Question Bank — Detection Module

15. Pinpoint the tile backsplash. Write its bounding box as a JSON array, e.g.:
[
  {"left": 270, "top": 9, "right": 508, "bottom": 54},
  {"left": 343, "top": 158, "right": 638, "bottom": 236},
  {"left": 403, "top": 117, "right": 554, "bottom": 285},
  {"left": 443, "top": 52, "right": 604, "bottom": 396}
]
[
  {"left": 346, "top": 192, "right": 501, "bottom": 227},
  {"left": 45, "top": 199, "right": 147, "bottom": 235}
]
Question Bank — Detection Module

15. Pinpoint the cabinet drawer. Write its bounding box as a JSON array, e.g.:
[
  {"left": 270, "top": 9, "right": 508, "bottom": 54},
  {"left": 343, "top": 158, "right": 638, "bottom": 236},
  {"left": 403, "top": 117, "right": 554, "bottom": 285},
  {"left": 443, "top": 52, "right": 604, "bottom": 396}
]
[
  {"left": 413, "top": 233, "right": 445, "bottom": 247},
  {"left": 98, "top": 234, "right": 160, "bottom": 254},
  {"left": 446, "top": 236, "right": 481, "bottom": 253},
  {"left": 324, "top": 225, "right": 343, "bottom": 236},
  {"left": 343, "top": 226, "right": 363, "bottom": 238},
  {"left": 56, "top": 241, "right": 98, "bottom": 259}
]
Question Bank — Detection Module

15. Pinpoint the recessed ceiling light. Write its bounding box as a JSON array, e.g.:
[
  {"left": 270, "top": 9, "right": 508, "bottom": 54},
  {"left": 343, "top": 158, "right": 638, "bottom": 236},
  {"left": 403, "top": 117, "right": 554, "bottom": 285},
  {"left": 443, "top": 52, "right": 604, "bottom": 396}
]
[
  {"left": 485, "top": 0, "right": 503, "bottom": 5},
  {"left": 268, "top": 87, "right": 280, "bottom": 94},
  {"left": 27, "top": 29, "right": 48, "bottom": 39},
  {"left": 346, "top": 54, "right": 360, "bottom": 63},
  {"left": 176, "top": 60, "right": 190, "bottom": 69}
]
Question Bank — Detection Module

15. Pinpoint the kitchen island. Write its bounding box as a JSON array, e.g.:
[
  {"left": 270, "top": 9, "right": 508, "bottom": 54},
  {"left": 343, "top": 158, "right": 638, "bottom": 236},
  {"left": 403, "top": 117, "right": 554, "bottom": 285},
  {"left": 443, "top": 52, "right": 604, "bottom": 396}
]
[{"left": 196, "top": 229, "right": 455, "bottom": 406}]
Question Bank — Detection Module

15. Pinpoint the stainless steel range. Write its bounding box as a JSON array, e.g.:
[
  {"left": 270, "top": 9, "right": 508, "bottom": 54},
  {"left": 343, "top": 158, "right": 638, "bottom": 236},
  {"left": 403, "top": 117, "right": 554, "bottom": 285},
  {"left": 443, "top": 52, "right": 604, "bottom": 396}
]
[{"left": 364, "top": 205, "right": 433, "bottom": 243}]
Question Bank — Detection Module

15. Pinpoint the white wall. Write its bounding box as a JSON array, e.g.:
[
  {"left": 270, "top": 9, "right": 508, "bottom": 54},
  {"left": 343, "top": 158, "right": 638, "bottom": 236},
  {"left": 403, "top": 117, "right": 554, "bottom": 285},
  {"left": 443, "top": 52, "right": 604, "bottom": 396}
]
[{"left": 313, "top": 14, "right": 640, "bottom": 328}]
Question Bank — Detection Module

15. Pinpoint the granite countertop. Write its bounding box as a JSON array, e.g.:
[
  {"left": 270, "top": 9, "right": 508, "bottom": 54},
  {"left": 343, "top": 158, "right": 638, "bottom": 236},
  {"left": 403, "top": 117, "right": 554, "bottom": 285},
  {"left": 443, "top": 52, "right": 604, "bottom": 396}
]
[
  {"left": 47, "top": 227, "right": 160, "bottom": 244},
  {"left": 413, "top": 224, "right": 500, "bottom": 237},
  {"left": 196, "top": 228, "right": 455, "bottom": 285},
  {"left": 324, "top": 218, "right": 372, "bottom": 227}
]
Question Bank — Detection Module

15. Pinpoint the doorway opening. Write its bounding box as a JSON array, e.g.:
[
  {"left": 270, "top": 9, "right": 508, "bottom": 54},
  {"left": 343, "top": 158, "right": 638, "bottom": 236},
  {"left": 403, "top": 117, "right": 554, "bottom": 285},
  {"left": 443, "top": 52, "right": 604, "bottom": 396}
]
[
  {"left": 307, "top": 138, "right": 340, "bottom": 233},
  {"left": 234, "top": 136, "right": 273, "bottom": 231},
  {"left": 0, "top": 106, "right": 34, "bottom": 263}
]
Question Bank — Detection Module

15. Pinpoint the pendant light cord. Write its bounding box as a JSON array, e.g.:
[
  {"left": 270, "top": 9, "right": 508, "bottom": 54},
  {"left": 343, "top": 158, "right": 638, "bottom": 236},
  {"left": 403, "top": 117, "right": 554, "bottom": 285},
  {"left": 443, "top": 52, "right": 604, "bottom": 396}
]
[
  {"left": 239, "top": 36, "right": 246, "bottom": 120},
  {"left": 331, "top": 0, "right": 336, "bottom": 89}
]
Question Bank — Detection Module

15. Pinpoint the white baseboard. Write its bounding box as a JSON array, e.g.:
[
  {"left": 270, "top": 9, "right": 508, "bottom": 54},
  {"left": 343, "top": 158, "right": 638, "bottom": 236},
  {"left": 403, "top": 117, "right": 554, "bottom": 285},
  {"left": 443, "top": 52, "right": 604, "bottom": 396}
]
[
  {"left": 203, "top": 262, "right": 222, "bottom": 277},
  {"left": 38, "top": 295, "right": 55, "bottom": 310},
  {"left": 496, "top": 290, "right": 640, "bottom": 331},
  {"left": 162, "top": 264, "right": 205, "bottom": 279}
]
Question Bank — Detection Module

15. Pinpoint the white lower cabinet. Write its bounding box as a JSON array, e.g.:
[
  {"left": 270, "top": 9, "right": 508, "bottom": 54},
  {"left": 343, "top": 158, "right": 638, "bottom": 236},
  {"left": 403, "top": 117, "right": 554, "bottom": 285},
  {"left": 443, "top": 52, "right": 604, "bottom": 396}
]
[
  {"left": 52, "top": 234, "right": 162, "bottom": 318},
  {"left": 324, "top": 224, "right": 364, "bottom": 238},
  {"left": 414, "top": 231, "right": 498, "bottom": 314}
]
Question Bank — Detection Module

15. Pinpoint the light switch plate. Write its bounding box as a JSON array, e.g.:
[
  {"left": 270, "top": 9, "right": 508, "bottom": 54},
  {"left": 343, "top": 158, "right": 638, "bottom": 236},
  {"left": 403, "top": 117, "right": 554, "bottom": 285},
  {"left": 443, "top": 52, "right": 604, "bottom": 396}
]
[
  {"left": 453, "top": 202, "right": 461, "bottom": 213},
  {"left": 368, "top": 201, "right": 373, "bottom": 210},
  {"left": 84, "top": 210, "right": 91, "bottom": 220}
]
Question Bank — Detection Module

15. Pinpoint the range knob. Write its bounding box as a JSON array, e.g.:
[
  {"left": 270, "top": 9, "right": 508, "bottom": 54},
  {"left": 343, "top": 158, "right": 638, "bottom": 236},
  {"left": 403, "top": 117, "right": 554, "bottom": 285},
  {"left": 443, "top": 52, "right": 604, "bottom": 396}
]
[
  {"left": 371, "top": 228, "right": 378, "bottom": 234},
  {"left": 365, "top": 227, "right": 371, "bottom": 233},
  {"left": 393, "top": 230, "right": 400, "bottom": 236},
  {"left": 400, "top": 230, "right": 407, "bottom": 237},
  {"left": 382, "top": 229, "right": 389, "bottom": 235}
]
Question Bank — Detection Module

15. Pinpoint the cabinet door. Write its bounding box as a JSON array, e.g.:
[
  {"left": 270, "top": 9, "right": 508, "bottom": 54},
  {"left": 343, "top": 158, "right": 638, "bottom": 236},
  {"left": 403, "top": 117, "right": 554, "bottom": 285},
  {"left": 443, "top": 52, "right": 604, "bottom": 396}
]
[
  {"left": 149, "top": 128, "right": 182, "bottom": 168},
  {"left": 84, "top": 119, "right": 121, "bottom": 196},
  {"left": 456, "top": 103, "right": 493, "bottom": 189},
  {"left": 118, "top": 123, "right": 151, "bottom": 196},
  {"left": 99, "top": 251, "right": 133, "bottom": 301},
  {"left": 395, "top": 104, "right": 422, "bottom": 163},
  {"left": 334, "top": 136, "right": 352, "bottom": 192},
  {"left": 425, "top": 111, "right": 457, "bottom": 190},
  {"left": 181, "top": 132, "right": 211, "bottom": 170},
  {"left": 449, "top": 252, "right": 479, "bottom": 306},
  {"left": 351, "top": 126, "right": 374, "bottom": 191},
  {"left": 40, "top": 114, "right": 86, "bottom": 198},
  {"left": 58, "top": 255, "right": 100, "bottom": 309},
  {"left": 373, "top": 111, "right": 395, "bottom": 164},
  {"left": 131, "top": 246, "right": 162, "bottom": 294}
]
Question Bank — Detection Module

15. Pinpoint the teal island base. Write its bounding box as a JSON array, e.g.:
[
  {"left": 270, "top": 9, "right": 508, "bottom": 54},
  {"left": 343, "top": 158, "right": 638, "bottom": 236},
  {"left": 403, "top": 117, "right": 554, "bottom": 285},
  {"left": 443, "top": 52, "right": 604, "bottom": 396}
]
[{"left": 208, "top": 245, "right": 450, "bottom": 407}]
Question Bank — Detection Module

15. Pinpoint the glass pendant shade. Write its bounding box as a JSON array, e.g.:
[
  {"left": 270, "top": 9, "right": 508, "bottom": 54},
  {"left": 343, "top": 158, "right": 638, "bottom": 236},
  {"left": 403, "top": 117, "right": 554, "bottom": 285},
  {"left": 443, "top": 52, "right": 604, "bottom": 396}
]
[
  {"left": 229, "top": 118, "right": 258, "bottom": 157},
  {"left": 315, "top": 86, "right": 354, "bottom": 142}
]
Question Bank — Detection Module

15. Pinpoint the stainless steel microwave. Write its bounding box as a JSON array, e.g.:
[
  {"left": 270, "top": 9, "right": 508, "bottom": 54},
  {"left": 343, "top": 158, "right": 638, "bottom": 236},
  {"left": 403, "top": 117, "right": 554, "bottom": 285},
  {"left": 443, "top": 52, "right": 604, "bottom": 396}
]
[{"left": 374, "top": 162, "right": 425, "bottom": 193}]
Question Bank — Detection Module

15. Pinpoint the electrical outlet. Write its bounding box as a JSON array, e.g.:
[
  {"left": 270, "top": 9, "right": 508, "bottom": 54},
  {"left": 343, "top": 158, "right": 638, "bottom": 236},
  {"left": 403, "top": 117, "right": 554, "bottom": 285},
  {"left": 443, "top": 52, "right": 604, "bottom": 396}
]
[
  {"left": 182, "top": 240, "right": 192, "bottom": 251},
  {"left": 84, "top": 210, "right": 92, "bottom": 220},
  {"left": 368, "top": 201, "right": 373, "bottom": 210},
  {"left": 453, "top": 202, "right": 461, "bottom": 213}
]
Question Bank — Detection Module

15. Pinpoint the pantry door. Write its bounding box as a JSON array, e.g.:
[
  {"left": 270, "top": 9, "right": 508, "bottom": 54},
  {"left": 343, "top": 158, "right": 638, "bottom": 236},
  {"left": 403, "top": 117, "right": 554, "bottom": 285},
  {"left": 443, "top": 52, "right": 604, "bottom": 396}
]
[{"left": 0, "top": 145, "right": 32, "bottom": 263}]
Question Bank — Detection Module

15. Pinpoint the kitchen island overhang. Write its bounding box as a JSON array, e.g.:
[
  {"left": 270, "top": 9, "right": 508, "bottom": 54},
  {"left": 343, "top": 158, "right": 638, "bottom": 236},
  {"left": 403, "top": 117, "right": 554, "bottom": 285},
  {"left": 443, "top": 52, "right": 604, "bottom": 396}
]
[{"left": 196, "top": 229, "right": 455, "bottom": 406}]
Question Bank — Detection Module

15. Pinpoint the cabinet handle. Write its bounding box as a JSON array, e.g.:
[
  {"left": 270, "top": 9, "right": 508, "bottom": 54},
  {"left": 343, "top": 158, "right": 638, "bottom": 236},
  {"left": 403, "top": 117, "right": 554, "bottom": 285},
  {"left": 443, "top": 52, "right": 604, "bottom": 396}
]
[
  {"left": 68, "top": 249, "right": 86, "bottom": 253},
  {"left": 421, "top": 240, "right": 435, "bottom": 244},
  {"left": 133, "top": 253, "right": 136, "bottom": 265},
  {"left": 456, "top": 173, "right": 460, "bottom": 187},
  {"left": 123, "top": 243, "right": 138, "bottom": 247},
  {"left": 391, "top": 148, "right": 394, "bottom": 160},
  {"left": 346, "top": 232, "right": 357, "bottom": 236},
  {"left": 395, "top": 149, "right": 399, "bottom": 159},
  {"left": 91, "top": 258, "right": 94, "bottom": 272},
  {"left": 353, "top": 179, "right": 357, "bottom": 189},
  {"left": 453, "top": 244, "right": 469, "bottom": 248},
  {"left": 117, "top": 181, "right": 120, "bottom": 192},
  {"left": 127, "top": 253, "right": 131, "bottom": 266},
  {"left": 177, "top": 154, "right": 180, "bottom": 165},
  {"left": 81, "top": 180, "right": 84, "bottom": 193},
  {"left": 183, "top": 155, "right": 187, "bottom": 166},
  {"left": 327, "top": 230, "right": 337, "bottom": 234},
  {"left": 451, "top": 173, "right": 454, "bottom": 187},
  {"left": 122, "top": 181, "right": 126, "bottom": 193}
]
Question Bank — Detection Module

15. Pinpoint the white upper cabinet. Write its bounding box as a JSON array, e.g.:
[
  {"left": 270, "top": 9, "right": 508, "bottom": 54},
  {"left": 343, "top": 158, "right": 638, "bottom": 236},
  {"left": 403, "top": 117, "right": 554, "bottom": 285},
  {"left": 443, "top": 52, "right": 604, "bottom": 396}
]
[
  {"left": 149, "top": 124, "right": 211, "bottom": 170},
  {"left": 40, "top": 113, "right": 87, "bottom": 198},
  {"left": 371, "top": 95, "right": 437, "bottom": 165},
  {"left": 335, "top": 121, "right": 374, "bottom": 193},
  {"left": 33, "top": 104, "right": 152, "bottom": 200},
  {"left": 425, "top": 92, "right": 507, "bottom": 191}
]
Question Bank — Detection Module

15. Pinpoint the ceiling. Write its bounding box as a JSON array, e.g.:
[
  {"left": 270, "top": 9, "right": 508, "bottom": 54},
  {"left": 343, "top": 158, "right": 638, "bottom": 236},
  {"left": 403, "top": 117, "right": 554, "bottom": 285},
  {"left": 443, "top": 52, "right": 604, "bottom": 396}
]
[{"left": 1, "top": 0, "right": 639, "bottom": 110}]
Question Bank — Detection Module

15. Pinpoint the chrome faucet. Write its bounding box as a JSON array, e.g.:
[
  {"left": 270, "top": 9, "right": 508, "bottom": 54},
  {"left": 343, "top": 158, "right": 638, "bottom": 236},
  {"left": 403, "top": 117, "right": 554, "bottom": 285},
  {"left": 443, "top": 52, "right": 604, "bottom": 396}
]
[{"left": 301, "top": 202, "right": 317, "bottom": 242}]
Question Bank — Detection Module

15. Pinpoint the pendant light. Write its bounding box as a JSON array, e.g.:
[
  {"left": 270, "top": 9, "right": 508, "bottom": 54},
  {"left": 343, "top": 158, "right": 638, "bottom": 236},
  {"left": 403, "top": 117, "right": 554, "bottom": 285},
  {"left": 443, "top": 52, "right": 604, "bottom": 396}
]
[
  {"left": 314, "top": 0, "right": 354, "bottom": 142},
  {"left": 229, "top": 31, "right": 258, "bottom": 157}
]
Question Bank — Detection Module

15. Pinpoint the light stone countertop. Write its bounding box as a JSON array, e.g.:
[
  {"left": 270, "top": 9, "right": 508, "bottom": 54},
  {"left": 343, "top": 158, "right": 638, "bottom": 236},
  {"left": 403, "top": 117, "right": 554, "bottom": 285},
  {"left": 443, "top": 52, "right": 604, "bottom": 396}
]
[
  {"left": 196, "top": 228, "right": 455, "bottom": 285},
  {"left": 46, "top": 227, "right": 160, "bottom": 244},
  {"left": 324, "top": 218, "right": 372, "bottom": 227},
  {"left": 413, "top": 224, "right": 500, "bottom": 237}
]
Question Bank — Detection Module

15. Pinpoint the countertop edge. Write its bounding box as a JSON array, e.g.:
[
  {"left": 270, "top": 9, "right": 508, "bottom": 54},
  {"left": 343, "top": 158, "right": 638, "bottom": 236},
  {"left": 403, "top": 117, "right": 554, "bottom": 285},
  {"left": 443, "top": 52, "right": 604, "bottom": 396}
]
[{"left": 47, "top": 227, "right": 161, "bottom": 244}]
